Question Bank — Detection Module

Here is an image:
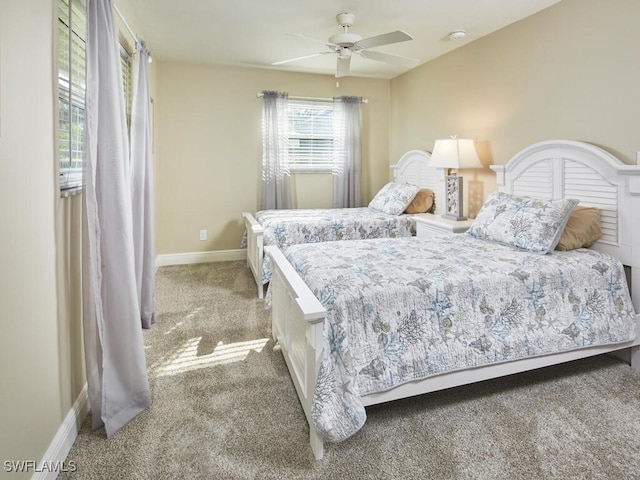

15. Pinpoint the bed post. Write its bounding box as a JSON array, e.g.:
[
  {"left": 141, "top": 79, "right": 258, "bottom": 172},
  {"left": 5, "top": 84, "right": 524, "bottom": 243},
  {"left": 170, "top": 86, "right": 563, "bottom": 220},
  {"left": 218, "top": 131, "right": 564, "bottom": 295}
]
[
  {"left": 622, "top": 155, "right": 640, "bottom": 370},
  {"left": 630, "top": 346, "right": 640, "bottom": 371},
  {"left": 308, "top": 323, "right": 325, "bottom": 460},
  {"left": 242, "top": 213, "right": 265, "bottom": 298},
  {"left": 630, "top": 181, "right": 640, "bottom": 314},
  {"left": 265, "top": 246, "right": 327, "bottom": 459},
  {"left": 630, "top": 168, "right": 640, "bottom": 371}
]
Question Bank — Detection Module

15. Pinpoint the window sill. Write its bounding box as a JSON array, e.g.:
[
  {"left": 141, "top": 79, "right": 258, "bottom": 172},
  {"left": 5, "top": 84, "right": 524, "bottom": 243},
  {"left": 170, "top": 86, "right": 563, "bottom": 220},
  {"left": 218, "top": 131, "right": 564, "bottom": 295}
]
[
  {"left": 60, "top": 186, "right": 84, "bottom": 198},
  {"left": 289, "top": 168, "right": 333, "bottom": 174}
]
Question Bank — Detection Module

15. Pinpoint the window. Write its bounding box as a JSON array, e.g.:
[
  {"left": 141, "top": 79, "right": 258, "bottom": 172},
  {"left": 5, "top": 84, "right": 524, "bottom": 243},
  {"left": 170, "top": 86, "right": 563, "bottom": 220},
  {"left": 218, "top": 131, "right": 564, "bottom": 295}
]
[
  {"left": 57, "top": 0, "right": 86, "bottom": 190},
  {"left": 120, "top": 43, "right": 133, "bottom": 129},
  {"left": 57, "top": 0, "right": 133, "bottom": 191},
  {"left": 287, "top": 100, "right": 334, "bottom": 173}
]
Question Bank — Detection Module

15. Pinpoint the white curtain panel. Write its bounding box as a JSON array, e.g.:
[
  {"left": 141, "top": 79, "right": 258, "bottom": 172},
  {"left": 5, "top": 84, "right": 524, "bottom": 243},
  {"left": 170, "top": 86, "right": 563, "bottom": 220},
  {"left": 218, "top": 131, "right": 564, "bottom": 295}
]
[
  {"left": 83, "top": 0, "right": 150, "bottom": 437},
  {"left": 261, "top": 91, "right": 292, "bottom": 210},
  {"left": 332, "top": 96, "right": 363, "bottom": 208},
  {"left": 130, "top": 39, "right": 156, "bottom": 329}
]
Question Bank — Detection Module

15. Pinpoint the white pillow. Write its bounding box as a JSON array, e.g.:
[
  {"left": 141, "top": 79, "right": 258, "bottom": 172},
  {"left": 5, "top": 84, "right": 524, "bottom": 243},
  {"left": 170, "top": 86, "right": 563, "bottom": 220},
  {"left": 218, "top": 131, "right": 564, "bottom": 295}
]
[
  {"left": 466, "top": 191, "right": 579, "bottom": 254},
  {"left": 368, "top": 182, "right": 420, "bottom": 215}
]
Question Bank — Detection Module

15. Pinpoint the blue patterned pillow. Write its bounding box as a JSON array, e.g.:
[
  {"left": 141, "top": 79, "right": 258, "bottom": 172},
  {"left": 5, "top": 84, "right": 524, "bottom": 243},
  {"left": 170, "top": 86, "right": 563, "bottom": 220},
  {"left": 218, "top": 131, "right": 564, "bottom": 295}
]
[
  {"left": 467, "top": 191, "right": 579, "bottom": 254},
  {"left": 368, "top": 182, "right": 420, "bottom": 215}
]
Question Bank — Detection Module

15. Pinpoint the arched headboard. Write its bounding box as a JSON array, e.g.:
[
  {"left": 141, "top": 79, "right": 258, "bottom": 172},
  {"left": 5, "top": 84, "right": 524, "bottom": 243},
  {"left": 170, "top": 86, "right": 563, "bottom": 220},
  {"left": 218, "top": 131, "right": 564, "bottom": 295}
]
[
  {"left": 491, "top": 140, "right": 640, "bottom": 309},
  {"left": 390, "top": 149, "right": 445, "bottom": 215}
]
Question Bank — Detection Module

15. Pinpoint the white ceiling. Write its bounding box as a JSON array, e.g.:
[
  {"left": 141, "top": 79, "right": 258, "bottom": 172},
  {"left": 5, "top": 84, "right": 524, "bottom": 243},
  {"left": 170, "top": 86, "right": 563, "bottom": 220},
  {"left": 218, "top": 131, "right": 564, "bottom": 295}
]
[{"left": 123, "top": 0, "right": 561, "bottom": 79}]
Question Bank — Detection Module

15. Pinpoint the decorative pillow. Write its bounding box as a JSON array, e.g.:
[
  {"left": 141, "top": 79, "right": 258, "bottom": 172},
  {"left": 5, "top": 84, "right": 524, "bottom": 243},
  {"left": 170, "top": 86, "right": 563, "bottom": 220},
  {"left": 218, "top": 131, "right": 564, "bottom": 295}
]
[
  {"left": 466, "top": 191, "right": 579, "bottom": 254},
  {"left": 555, "top": 206, "right": 602, "bottom": 251},
  {"left": 404, "top": 189, "right": 435, "bottom": 214},
  {"left": 368, "top": 182, "right": 420, "bottom": 215}
]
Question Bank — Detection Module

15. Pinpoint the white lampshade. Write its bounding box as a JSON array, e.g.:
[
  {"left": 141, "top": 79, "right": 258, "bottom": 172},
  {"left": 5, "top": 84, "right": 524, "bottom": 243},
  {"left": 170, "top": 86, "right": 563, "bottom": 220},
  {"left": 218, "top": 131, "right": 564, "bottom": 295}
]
[{"left": 429, "top": 138, "right": 482, "bottom": 170}]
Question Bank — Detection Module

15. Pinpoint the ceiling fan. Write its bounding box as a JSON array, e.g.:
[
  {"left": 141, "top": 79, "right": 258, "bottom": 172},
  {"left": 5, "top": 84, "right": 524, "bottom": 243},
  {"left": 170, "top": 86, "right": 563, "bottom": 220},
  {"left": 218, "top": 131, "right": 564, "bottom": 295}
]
[{"left": 272, "top": 12, "right": 419, "bottom": 78}]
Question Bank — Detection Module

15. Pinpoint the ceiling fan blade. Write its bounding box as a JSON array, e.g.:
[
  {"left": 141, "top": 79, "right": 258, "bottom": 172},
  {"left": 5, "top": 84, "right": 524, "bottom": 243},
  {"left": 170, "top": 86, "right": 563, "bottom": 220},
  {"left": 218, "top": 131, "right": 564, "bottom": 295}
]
[
  {"left": 359, "top": 50, "right": 419, "bottom": 67},
  {"left": 272, "top": 52, "right": 331, "bottom": 66},
  {"left": 356, "top": 30, "right": 413, "bottom": 49},
  {"left": 336, "top": 56, "right": 351, "bottom": 78}
]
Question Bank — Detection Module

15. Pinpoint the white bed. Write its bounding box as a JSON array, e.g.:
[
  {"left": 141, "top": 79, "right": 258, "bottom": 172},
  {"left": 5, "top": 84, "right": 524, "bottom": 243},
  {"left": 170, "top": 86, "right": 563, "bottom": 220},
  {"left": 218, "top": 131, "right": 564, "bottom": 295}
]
[
  {"left": 242, "top": 150, "right": 444, "bottom": 298},
  {"left": 265, "top": 140, "right": 640, "bottom": 460}
]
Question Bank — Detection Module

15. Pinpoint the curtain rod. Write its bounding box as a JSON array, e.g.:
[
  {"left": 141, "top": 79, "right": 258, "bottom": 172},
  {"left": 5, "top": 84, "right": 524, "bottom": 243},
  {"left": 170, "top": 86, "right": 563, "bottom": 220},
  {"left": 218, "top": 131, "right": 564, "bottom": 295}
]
[
  {"left": 114, "top": 4, "right": 136, "bottom": 44},
  {"left": 114, "top": 4, "right": 153, "bottom": 62},
  {"left": 256, "top": 92, "right": 368, "bottom": 104}
]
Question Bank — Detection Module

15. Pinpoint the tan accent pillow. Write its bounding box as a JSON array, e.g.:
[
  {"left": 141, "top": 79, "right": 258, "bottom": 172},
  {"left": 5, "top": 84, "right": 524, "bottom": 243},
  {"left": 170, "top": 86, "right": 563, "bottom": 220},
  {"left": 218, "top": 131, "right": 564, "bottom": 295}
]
[
  {"left": 555, "top": 206, "right": 602, "bottom": 251},
  {"left": 404, "top": 189, "right": 435, "bottom": 214}
]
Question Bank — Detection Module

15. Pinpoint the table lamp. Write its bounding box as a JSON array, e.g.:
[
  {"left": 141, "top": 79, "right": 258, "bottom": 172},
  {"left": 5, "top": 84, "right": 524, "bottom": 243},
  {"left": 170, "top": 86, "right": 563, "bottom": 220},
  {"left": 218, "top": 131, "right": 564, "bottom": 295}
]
[{"left": 429, "top": 136, "right": 482, "bottom": 221}]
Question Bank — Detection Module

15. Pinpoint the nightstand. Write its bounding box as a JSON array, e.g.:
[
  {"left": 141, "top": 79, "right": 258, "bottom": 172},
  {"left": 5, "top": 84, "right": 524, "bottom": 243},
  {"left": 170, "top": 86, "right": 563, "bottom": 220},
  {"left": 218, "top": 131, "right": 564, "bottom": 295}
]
[{"left": 415, "top": 213, "right": 475, "bottom": 238}]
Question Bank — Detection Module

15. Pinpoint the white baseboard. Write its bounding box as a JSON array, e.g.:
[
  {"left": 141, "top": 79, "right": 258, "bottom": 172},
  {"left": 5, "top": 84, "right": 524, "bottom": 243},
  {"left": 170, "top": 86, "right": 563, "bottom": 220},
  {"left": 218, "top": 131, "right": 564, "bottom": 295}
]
[
  {"left": 155, "top": 248, "right": 247, "bottom": 267},
  {"left": 32, "top": 384, "right": 89, "bottom": 480}
]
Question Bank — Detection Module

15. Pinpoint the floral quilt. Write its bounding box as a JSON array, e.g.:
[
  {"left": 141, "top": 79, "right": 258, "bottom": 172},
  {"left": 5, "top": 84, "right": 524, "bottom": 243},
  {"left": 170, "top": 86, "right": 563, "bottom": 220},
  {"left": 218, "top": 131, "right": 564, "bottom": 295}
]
[
  {"left": 280, "top": 234, "right": 637, "bottom": 443},
  {"left": 244, "top": 208, "right": 416, "bottom": 284}
]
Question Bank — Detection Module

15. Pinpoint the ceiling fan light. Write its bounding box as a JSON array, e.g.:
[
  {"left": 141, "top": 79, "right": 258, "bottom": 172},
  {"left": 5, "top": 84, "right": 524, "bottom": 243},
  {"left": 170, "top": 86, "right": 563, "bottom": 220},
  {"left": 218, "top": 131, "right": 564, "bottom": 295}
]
[{"left": 338, "top": 47, "right": 352, "bottom": 59}]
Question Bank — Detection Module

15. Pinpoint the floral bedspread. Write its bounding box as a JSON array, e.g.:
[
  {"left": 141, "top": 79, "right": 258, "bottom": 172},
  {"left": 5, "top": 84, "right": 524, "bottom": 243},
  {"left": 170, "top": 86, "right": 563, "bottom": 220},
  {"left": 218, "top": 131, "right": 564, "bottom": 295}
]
[
  {"left": 244, "top": 208, "right": 416, "bottom": 284},
  {"left": 280, "top": 234, "right": 637, "bottom": 443}
]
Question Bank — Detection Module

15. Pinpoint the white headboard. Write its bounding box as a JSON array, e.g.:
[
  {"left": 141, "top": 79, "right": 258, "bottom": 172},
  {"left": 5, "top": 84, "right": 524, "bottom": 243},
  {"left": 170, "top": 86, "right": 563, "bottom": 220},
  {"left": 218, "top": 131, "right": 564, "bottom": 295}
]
[
  {"left": 491, "top": 140, "right": 640, "bottom": 310},
  {"left": 390, "top": 149, "right": 445, "bottom": 215}
]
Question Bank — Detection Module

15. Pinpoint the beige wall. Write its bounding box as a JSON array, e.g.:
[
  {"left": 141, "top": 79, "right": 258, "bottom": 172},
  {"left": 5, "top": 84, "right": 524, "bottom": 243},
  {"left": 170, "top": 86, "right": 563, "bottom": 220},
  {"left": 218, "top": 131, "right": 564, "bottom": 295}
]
[
  {"left": 155, "top": 64, "right": 390, "bottom": 254},
  {"left": 0, "top": 1, "right": 154, "bottom": 475},
  {"left": 0, "top": 1, "right": 63, "bottom": 475},
  {"left": 390, "top": 0, "right": 640, "bottom": 218},
  {"left": 3, "top": 0, "right": 639, "bottom": 471}
]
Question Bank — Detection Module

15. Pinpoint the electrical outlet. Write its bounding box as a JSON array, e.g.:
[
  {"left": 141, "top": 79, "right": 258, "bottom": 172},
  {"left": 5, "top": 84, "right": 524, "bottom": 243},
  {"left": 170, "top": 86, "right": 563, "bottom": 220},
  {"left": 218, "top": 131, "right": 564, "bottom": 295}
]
[
  {"left": 199, "top": 229, "right": 207, "bottom": 241},
  {"left": 636, "top": 152, "right": 640, "bottom": 165}
]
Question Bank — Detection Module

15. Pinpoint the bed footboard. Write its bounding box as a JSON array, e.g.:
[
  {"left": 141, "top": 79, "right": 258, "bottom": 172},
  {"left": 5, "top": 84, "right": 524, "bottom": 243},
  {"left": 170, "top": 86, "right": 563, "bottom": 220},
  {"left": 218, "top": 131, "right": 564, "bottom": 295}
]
[
  {"left": 265, "top": 242, "right": 640, "bottom": 459},
  {"left": 242, "top": 212, "right": 265, "bottom": 298},
  {"left": 265, "top": 246, "right": 327, "bottom": 460}
]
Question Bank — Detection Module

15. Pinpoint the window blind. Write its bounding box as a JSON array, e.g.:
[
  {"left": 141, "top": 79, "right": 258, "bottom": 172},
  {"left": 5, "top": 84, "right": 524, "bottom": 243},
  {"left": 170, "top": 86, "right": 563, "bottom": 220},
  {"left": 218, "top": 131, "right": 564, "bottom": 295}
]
[
  {"left": 58, "top": 0, "right": 134, "bottom": 191},
  {"left": 58, "top": 0, "right": 86, "bottom": 190},
  {"left": 120, "top": 44, "right": 133, "bottom": 129},
  {"left": 287, "top": 100, "right": 334, "bottom": 172}
]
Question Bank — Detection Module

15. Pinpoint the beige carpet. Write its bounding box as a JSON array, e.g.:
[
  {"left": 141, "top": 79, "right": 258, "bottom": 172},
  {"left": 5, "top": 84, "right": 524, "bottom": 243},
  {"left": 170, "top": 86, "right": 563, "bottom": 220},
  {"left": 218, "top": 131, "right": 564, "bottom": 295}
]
[{"left": 61, "top": 261, "right": 640, "bottom": 479}]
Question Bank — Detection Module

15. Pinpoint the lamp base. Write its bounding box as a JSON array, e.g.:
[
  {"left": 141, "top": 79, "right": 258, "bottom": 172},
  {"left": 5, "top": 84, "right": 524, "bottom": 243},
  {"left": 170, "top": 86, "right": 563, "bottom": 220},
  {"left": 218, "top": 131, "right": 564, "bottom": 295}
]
[{"left": 443, "top": 174, "right": 467, "bottom": 221}]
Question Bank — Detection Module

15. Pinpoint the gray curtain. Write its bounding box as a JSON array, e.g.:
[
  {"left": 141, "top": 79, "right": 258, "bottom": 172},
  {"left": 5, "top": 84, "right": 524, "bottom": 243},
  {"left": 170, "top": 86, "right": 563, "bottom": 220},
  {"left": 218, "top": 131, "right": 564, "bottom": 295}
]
[
  {"left": 83, "top": 0, "right": 150, "bottom": 437},
  {"left": 130, "top": 39, "right": 156, "bottom": 329},
  {"left": 261, "top": 91, "right": 292, "bottom": 210},
  {"left": 332, "top": 96, "right": 363, "bottom": 208}
]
